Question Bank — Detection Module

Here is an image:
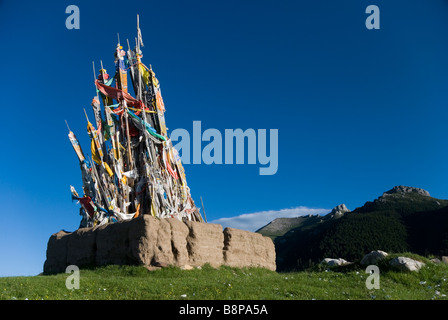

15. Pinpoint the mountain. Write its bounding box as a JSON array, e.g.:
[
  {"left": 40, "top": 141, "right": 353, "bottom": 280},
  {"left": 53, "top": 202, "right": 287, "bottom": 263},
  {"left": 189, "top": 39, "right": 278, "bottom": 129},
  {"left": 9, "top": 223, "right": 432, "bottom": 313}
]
[
  {"left": 256, "top": 204, "right": 351, "bottom": 241},
  {"left": 257, "top": 186, "right": 448, "bottom": 271},
  {"left": 255, "top": 215, "right": 319, "bottom": 240}
]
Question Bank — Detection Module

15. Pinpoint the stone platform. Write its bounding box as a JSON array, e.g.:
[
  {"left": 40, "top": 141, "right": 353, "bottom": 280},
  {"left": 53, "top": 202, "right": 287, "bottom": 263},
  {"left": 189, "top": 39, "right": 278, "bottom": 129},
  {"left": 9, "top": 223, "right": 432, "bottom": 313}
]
[{"left": 43, "top": 215, "right": 276, "bottom": 274}]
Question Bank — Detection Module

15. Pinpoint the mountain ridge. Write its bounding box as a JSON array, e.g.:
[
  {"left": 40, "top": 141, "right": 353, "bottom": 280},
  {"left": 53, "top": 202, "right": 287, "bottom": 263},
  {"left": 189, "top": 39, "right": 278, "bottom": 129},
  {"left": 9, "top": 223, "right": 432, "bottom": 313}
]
[{"left": 257, "top": 185, "right": 448, "bottom": 271}]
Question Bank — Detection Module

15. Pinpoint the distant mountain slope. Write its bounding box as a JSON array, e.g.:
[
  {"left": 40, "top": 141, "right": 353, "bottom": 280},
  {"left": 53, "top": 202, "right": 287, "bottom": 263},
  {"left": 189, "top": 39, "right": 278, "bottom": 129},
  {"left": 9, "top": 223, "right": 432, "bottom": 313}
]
[
  {"left": 256, "top": 215, "right": 319, "bottom": 240},
  {"left": 257, "top": 204, "right": 350, "bottom": 240},
  {"left": 352, "top": 186, "right": 446, "bottom": 216},
  {"left": 257, "top": 186, "right": 448, "bottom": 271}
]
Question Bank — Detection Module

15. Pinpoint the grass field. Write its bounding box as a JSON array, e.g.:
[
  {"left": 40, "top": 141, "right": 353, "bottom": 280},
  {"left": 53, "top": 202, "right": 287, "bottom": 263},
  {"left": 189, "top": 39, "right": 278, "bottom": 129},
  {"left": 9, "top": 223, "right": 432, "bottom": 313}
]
[{"left": 1, "top": 253, "right": 447, "bottom": 300}]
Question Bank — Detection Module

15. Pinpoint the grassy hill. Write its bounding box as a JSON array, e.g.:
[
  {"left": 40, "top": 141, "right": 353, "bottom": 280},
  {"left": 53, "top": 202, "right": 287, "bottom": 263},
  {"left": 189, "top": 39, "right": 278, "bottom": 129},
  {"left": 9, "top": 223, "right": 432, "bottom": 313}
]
[
  {"left": 1, "top": 253, "right": 448, "bottom": 300},
  {"left": 259, "top": 186, "right": 448, "bottom": 271}
]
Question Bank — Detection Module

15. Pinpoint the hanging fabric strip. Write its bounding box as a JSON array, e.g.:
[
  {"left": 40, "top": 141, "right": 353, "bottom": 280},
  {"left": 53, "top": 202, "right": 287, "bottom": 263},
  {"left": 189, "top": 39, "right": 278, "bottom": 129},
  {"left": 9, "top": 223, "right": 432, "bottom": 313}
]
[
  {"left": 166, "top": 161, "right": 178, "bottom": 180},
  {"left": 105, "top": 103, "right": 155, "bottom": 115},
  {"left": 95, "top": 80, "right": 143, "bottom": 109},
  {"left": 127, "top": 109, "right": 167, "bottom": 142},
  {"left": 68, "top": 131, "right": 86, "bottom": 163}
]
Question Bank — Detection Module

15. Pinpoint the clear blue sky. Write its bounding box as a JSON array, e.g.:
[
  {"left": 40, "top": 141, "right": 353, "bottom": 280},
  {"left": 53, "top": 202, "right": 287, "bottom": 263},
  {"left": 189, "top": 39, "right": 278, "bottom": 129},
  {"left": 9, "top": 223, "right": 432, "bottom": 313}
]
[{"left": 1, "top": 0, "right": 448, "bottom": 276}]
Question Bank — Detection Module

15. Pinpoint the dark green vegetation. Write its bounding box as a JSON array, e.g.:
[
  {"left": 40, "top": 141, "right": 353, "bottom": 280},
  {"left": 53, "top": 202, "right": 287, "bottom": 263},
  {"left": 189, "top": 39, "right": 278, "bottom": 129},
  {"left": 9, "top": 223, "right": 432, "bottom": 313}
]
[
  {"left": 1, "top": 253, "right": 448, "bottom": 300},
  {"left": 258, "top": 187, "right": 448, "bottom": 271}
]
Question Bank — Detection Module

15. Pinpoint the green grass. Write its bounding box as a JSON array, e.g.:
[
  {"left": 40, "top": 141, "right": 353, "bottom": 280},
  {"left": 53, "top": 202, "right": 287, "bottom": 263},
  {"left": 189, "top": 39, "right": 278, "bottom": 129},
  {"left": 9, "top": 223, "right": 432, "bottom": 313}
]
[{"left": 1, "top": 253, "right": 448, "bottom": 300}]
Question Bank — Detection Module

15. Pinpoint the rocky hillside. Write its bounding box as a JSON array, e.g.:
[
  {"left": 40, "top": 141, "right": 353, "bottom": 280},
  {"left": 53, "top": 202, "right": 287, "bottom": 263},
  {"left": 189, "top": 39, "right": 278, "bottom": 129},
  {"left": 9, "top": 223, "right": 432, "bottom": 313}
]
[
  {"left": 257, "top": 204, "right": 351, "bottom": 241},
  {"left": 256, "top": 215, "right": 319, "bottom": 240},
  {"left": 257, "top": 186, "right": 448, "bottom": 272}
]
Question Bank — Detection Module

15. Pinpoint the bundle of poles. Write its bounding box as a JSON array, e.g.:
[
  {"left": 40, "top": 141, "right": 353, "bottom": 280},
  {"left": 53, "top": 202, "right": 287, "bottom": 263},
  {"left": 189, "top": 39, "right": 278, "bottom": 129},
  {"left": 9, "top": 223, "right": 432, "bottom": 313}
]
[{"left": 67, "top": 15, "right": 204, "bottom": 228}]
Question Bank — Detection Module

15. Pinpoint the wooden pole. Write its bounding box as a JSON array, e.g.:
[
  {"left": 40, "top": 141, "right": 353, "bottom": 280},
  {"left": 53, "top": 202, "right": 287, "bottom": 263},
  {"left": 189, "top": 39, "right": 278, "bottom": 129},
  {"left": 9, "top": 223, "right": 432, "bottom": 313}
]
[{"left": 200, "top": 196, "right": 207, "bottom": 223}]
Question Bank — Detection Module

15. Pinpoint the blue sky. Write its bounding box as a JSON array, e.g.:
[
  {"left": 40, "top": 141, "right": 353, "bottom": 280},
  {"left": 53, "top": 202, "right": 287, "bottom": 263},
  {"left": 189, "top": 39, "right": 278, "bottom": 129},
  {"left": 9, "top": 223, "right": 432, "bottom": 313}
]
[{"left": 1, "top": 0, "right": 448, "bottom": 276}]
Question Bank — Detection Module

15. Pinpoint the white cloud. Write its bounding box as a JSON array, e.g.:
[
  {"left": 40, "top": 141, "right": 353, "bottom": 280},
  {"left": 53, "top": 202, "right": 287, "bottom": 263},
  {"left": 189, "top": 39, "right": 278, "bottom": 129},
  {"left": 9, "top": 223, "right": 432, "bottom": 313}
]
[{"left": 208, "top": 206, "right": 330, "bottom": 232}]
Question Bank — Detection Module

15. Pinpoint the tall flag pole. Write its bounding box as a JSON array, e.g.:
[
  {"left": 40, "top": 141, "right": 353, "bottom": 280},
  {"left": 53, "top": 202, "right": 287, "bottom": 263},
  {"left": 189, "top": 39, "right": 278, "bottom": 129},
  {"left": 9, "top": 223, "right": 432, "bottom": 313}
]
[{"left": 67, "top": 15, "right": 204, "bottom": 228}]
